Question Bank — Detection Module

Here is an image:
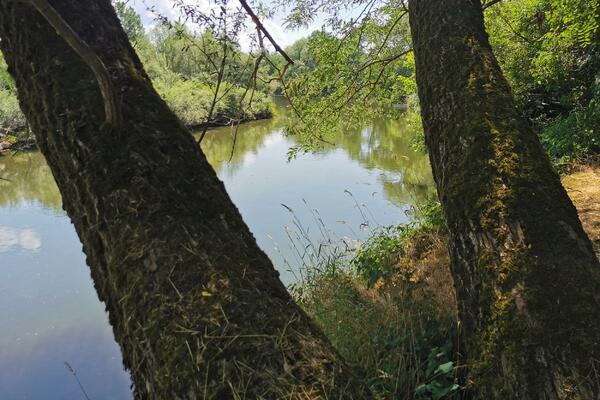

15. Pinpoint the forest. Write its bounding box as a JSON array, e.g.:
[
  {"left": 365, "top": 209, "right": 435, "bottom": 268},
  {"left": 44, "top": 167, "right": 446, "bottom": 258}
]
[{"left": 0, "top": 0, "right": 599, "bottom": 399}]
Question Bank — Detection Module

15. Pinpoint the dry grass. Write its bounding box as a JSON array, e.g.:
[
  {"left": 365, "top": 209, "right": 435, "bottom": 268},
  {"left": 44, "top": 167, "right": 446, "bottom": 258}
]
[
  {"left": 297, "top": 270, "right": 458, "bottom": 400},
  {"left": 393, "top": 229, "right": 457, "bottom": 318},
  {"left": 562, "top": 165, "right": 600, "bottom": 256},
  {"left": 293, "top": 222, "right": 461, "bottom": 399}
]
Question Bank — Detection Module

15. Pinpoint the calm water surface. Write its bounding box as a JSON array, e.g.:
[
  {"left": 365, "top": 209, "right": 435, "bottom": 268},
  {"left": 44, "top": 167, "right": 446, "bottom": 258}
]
[{"left": 0, "top": 109, "right": 433, "bottom": 399}]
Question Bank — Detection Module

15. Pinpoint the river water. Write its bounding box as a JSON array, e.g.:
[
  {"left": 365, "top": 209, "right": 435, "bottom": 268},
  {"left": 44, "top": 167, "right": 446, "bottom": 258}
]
[{"left": 0, "top": 108, "right": 433, "bottom": 399}]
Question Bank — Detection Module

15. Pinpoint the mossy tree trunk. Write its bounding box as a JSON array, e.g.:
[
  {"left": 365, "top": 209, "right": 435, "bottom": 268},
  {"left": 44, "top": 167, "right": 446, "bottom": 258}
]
[
  {"left": 409, "top": 0, "right": 600, "bottom": 398},
  {"left": 0, "top": 1, "right": 369, "bottom": 399}
]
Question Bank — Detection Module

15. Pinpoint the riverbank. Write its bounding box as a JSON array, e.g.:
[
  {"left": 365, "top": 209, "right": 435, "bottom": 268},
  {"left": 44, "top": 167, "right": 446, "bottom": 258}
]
[
  {"left": 297, "top": 162, "right": 600, "bottom": 399},
  {"left": 186, "top": 109, "right": 273, "bottom": 131},
  {"left": 0, "top": 134, "right": 35, "bottom": 153},
  {"left": 0, "top": 111, "right": 273, "bottom": 155}
]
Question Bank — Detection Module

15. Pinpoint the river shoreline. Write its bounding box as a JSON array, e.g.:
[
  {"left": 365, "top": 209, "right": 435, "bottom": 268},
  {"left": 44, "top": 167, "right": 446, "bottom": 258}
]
[{"left": 0, "top": 111, "right": 273, "bottom": 154}]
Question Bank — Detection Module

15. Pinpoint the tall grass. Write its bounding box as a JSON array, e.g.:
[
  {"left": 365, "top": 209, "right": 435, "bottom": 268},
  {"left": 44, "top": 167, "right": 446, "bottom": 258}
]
[{"left": 283, "top": 201, "right": 463, "bottom": 399}]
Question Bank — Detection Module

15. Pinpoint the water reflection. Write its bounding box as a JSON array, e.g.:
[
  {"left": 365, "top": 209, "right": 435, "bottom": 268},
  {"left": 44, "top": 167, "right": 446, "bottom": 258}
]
[
  {"left": 0, "top": 110, "right": 433, "bottom": 215},
  {"left": 200, "top": 108, "right": 435, "bottom": 208},
  {"left": 0, "top": 104, "right": 434, "bottom": 399},
  {"left": 0, "top": 226, "right": 42, "bottom": 252},
  {"left": 0, "top": 208, "right": 133, "bottom": 400},
  {"left": 0, "top": 151, "right": 62, "bottom": 211},
  {"left": 328, "top": 118, "right": 435, "bottom": 205},
  {"left": 200, "top": 117, "right": 282, "bottom": 175}
]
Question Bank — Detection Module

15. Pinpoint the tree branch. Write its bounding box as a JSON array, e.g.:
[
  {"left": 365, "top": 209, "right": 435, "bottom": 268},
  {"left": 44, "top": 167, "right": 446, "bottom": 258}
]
[
  {"left": 237, "top": 0, "right": 294, "bottom": 65},
  {"left": 482, "top": 0, "right": 503, "bottom": 10},
  {"left": 17, "top": 0, "right": 120, "bottom": 127}
]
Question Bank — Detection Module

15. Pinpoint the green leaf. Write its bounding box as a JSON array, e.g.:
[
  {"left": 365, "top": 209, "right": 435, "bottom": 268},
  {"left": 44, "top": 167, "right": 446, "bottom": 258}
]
[{"left": 434, "top": 361, "right": 454, "bottom": 375}]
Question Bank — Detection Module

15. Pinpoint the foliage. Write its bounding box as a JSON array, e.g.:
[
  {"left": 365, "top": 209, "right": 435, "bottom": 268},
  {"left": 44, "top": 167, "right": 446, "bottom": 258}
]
[
  {"left": 539, "top": 85, "right": 600, "bottom": 161},
  {"left": 485, "top": 0, "right": 600, "bottom": 162},
  {"left": 0, "top": 3, "right": 275, "bottom": 135},
  {"left": 0, "top": 55, "right": 25, "bottom": 134},
  {"left": 409, "top": 200, "right": 445, "bottom": 231},
  {"left": 352, "top": 200, "right": 445, "bottom": 286},
  {"left": 0, "top": 87, "right": 25, "bottom": 133},
  {"left": 277, "top": 0, "right": 599, "bottom": 163},
  {"left": 136, "top": 17, "right": 274, "bottom": 126},
  {"left": 154, "top": 77, "right": 272, "bottom": 127},
  {"left": 414, "top": 333, "right": 460, "bottom": 400},
  {"left": 352, "top": 225, "right": 409, "bottom": 286},
  {"left": 292, "top": 208, "right": 459, "bottom": 399},
  {"left": 113, "top": 1, "right": 145, "bottom": 46},
  {"left": 271, "top": 1, "right": 416, "bottom": 155}
]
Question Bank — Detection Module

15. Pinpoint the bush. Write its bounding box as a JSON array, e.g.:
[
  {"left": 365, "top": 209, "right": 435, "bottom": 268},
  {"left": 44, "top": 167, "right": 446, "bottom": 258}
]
[
  {"left": 485, "top": 0, "right": 600, "bottom": 164},
  {"left": 540, "top": 89, "right": 600, "bottom": 162},
  {"left": 291, "top": 202, "right": 460, "bottom": 399},
  {"left": 295, "top": 260, "right": 459, "bottom": 399},
  {"left": 154, "top": 77, "right": 211, "bottom": 127},
  {"left": 154, "top": 77, "right": 273, "bottom": 127},
  {"left": 0, "top": 87, "right": 25, "bottom": 134},
  {"left": 352, "top": 201, "right": 446, "bottom": 287}
]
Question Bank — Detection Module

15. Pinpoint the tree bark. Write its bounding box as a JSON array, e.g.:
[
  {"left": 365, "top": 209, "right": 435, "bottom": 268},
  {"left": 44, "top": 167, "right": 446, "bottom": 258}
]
[
  {"left": 0, "top": 1, "right": 369, "bottom": 399},
  {"left": 409, "top": 0, "right": 600, "bottom": 398}
]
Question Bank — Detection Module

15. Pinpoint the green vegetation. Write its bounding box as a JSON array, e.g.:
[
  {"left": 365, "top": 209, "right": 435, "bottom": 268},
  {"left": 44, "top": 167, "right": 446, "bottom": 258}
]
[
  {"left": 275, "top": 0, "right": 599, "bottom": 165},
  {"left": 290, "top": 200, "right": 461, "bottom": 399},
  {"left": 271, "top": 4, "right": 417, "bottom": 156},
  {"left": 0, "top": 55, "right": 26, "bottom": 135},
  {"left": 485, "top": 0, "right": 600, "bottom": 164},
  {"left": 136, "top": 18, "right": 274, "bottom": 128},
  {"left": 3, "top": 0, "right": 595, "bottom": 165},
  {"left": 0, "top": 1, "right": 273, "bottom": 143}
]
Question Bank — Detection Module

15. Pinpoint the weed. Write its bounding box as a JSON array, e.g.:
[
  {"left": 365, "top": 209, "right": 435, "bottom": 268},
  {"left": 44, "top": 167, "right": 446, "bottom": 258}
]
[{"left": 285, "top": 200, "right": 461, "bottom": 399}]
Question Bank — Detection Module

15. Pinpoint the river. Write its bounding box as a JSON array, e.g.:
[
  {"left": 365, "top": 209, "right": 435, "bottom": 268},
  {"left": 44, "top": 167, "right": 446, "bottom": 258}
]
[{"left": 0, "top": 106, "right": 433, "bottom": 399}]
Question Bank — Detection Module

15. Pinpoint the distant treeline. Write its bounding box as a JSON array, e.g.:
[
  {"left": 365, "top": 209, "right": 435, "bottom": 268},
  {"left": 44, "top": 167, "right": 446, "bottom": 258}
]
[{"left": 0, "top": 1, "right": 275, "bottom": 139}]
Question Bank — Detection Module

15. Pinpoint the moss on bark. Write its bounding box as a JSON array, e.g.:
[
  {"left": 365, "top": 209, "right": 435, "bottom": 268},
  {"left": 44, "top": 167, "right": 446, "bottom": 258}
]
[{"left": 409, "top": 0, "right": 600, "bottom": 398}]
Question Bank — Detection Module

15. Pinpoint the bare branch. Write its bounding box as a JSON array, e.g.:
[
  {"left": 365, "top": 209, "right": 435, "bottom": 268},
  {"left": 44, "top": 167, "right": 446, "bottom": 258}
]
[
  {"left": 482, "top": 0, "right": 503, "bottom": 10},
  {"left": 198, "top": 41, "right": 229, "bottom": 144},
  {"left": 238, "top": 0, "right": 294, "bottom": 65}
]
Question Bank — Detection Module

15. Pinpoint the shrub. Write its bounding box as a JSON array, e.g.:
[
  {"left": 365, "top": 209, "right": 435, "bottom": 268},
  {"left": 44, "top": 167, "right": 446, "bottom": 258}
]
[
  {"left": 154, "top": 78, "right": 211, "bottom": 127},
  {"left": 352, "top": 200, "right": 446, "bottom": 287},
  {"left": 540, "top": 89, "right": 600, "bottom": 162},
  {"left": 291, "top": 202, "right": 460, "bottom": 399},
  {"left": 154, "top": 77, "right": 273, "bottom": 127},
  {"left": 0, "top": 87, "right": 25, "bottom": 134},
  {"left": 295, "top": 262, "right": 459, "bottom": 399}
]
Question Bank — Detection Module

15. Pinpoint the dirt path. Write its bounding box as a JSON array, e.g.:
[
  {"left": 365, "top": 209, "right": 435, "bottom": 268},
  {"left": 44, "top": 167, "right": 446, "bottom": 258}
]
[{"left": 562, "top": 165, "right": 600, "bottom": 255}]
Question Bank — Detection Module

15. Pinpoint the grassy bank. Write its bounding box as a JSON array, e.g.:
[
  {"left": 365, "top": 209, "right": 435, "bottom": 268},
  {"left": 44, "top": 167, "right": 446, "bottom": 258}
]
[
  {"left": 290, "top": 202, "right": 462, "bottom": 399},
  {"left": 154, "top": 76, "right": 273, "bottom": 129},
  {"left": 292, "top": 162, "right": 600, "bottom": 399},
  {"left": 0, "top": 80, "right": 273, "bottom": 143}
]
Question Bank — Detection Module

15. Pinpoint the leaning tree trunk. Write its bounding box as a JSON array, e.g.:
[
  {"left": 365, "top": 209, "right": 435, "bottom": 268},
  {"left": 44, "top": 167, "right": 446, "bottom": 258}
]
[
  {"left": 409, "top": 0, "right": 600, "bottom": 398},
  {"left": 0, "top": 1, "right": 370, "bottom": 399}
]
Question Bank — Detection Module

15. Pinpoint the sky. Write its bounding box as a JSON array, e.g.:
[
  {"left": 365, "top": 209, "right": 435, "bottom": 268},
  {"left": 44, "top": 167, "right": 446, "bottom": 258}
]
[{"left": 125, "top": 0, "right": 321, "bottom": 50}]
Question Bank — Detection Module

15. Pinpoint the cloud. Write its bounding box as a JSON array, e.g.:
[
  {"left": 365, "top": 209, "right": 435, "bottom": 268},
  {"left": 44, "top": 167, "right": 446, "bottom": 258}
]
[{"left": 0, "top": 227, "right": 42, "bottom": 252}]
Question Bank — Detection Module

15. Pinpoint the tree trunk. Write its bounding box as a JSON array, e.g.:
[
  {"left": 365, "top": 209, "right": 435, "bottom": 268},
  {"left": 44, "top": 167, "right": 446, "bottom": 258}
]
[
  {"left": 409, "top": 0, "right": 600, "bottom": 398},
  {"left": 0, "top": 1, "right": 369, "bottom": 399}
]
